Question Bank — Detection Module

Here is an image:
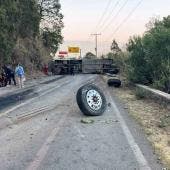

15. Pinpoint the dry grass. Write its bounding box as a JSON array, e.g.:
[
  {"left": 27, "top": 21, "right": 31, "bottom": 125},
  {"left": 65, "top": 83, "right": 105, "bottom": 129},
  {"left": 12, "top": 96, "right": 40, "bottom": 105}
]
[
  {"left": 26, "top": 70, "right": 46, "bottom": 80},
  {"left": 114, "top": 86, "right": 170, "bottom": 168}
]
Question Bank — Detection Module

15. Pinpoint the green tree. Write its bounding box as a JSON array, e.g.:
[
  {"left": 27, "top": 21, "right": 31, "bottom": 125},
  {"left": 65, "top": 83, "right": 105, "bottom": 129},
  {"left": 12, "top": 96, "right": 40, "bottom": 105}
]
[
  {"left": 143, "top": 16, "right": 170, "bottom": 91},
  {"left": 18, "top": 0, "right": 40, "bottom": 38},
  {"left": 0, "top": 1, "right": 19, "bottom": 64},
  {"left": 0, "top": 0, "right": 64, "bottom": 70},
  {"left": 42, "top": 28, "right": 63, "bottom": 53},
  {"left": 38, "top": 0, "right": 64, "bottom": 54},
  {"left": 126, "top": 16, "right": 170, "bottom": 92},
  {"left": 126, "top": 36, "right": 151, "bottom": 84},
  {"left": 110, "top": 39, "right": 121, "bottom": 56},
  {"left": 84, "top": 52, "right": 96, "bottom": 59}
]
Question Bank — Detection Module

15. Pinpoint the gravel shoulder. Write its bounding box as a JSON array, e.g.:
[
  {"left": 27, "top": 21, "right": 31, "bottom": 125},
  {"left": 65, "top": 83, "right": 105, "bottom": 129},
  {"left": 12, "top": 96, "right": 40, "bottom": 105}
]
[{"left": 106, "top": 76, "right": 170, "bottom": 169}]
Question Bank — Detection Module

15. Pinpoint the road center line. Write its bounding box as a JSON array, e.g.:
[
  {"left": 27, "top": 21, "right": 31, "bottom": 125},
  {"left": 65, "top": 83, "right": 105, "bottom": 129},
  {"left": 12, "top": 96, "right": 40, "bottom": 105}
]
[
  {"left": 107, "top": 92, "right": 152, "bottom": 170},
  {"left": 26, "top": 113, "right": 68, "bottom": 170}
]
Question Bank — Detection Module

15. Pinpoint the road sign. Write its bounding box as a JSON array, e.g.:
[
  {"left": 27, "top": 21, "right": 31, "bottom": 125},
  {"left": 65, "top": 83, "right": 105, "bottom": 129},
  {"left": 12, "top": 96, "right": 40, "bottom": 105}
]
[
  {"left": 59, "top": 51, "right": 68, "bottom": 55},
  {"left": 58, "top": 55, "right": 65, "bottom": 58},
  {"left": 68, "top": 47, "right": 80, "bottom": 53}
]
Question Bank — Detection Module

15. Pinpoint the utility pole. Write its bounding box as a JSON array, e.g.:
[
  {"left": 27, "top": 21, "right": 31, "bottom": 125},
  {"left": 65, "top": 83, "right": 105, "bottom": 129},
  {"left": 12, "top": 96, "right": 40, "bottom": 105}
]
[
  {"left": 91, "top": 33, "right": 101, "bottom": 58},
  {"left": 80, "top": 49, "right": 82, "bottom": 59}
]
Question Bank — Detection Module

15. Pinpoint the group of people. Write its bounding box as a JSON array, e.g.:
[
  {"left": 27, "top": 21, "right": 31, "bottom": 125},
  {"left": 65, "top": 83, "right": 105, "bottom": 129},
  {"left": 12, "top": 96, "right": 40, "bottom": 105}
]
[{"left": 0, "top": 64, "right": 25, "bottom": 88}]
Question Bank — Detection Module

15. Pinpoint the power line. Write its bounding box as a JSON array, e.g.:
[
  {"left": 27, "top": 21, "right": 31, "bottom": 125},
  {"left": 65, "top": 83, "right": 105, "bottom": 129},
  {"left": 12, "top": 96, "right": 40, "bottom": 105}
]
[
  {"left": 100, "top": 0, "right": 129, "bottom": 33},
  {"left": 96, "top": 0, "right": 120, "bottom": 32},
  {"left": 94, "top": 0, "right": 112, "bottom": 31},
  {"left": 107, "top": 0, "right": 144, "bottom": 41}
]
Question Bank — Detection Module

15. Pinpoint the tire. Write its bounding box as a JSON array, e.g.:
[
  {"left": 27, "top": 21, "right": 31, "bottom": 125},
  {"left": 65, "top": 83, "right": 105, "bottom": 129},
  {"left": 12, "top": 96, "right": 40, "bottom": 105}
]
[
  {"left": 76, "top": 84, "right": 107, "bottom": 116},
  {"left": 108, "top": 69, "right": 119, "bottom": 75},
  {"left": 107, "top": 79, "right": 121, "bottom": 88}
]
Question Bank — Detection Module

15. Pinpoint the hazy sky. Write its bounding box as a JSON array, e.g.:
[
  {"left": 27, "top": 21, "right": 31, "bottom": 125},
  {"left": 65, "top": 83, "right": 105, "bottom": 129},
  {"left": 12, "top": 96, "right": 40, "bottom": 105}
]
[{"left": 59, "top": 0, "right": 170, "bottom": 56}]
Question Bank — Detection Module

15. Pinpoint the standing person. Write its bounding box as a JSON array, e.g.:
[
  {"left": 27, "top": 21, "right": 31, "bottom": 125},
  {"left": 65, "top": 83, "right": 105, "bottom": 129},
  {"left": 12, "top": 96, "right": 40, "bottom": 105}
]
[
  {"left": 43, "top": 64, "right": 48, "bottom": 75},
  {"left": 0, "top": 72, "right": 6, "bottom": 87},
  {"left": 1, "top": 68, "right": 7, "bottom": 86},
  {"left": 15, "top": 64, "right": 25, "bottom": 88},
  {"left": 2, "top": 65, "right": 16, "bottom": 86}
]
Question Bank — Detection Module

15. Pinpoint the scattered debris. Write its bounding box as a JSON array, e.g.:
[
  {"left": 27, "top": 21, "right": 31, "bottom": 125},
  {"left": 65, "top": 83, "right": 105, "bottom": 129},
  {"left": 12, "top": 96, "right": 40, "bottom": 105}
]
[
  {"left": 108, "top": 103, "right": 111, "bottom": 107},
  {"left": 80, "top": 118, "right": 119, "bottom": 125},
  {"left": 81, "top": 118, "right": 94, "bottom": 124},
  {"left": 97, "top": 119, "right": 119, "bottom": 124}
]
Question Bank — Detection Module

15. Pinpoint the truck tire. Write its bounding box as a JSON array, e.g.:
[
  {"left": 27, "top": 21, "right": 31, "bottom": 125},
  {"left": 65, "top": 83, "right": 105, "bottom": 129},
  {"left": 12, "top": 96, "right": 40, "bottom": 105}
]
[
  {"left": 76, "top": 84, "right": 107, "bottom": 116},
  {"left": 108, "top": 69, "right": 119, "bottom": 74},
  {"left": 107, "top": 79, "right": 121, "bottom": 87}
]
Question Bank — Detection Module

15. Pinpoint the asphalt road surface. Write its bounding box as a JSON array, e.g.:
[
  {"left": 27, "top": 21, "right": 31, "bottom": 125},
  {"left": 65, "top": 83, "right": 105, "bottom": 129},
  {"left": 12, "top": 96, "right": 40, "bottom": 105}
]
[{"left": 0, "top": 75, "right": 163, "bottom": 170}]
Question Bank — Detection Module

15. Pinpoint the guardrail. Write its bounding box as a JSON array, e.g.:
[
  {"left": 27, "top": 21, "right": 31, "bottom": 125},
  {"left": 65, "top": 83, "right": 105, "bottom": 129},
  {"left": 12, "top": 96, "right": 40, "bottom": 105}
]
[{"left": 136, "top": 84, "right": 170, "bottom": 110}]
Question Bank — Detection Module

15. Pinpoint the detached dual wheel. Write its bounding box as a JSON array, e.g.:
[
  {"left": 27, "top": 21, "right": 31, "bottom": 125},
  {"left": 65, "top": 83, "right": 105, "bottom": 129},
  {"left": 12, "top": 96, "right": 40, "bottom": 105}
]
[
  {"left": 76, "top": 84, "right": 107, "bottom": 116},
  {"left": 107, "top": 78, "right": 121, "bottom": 87}
]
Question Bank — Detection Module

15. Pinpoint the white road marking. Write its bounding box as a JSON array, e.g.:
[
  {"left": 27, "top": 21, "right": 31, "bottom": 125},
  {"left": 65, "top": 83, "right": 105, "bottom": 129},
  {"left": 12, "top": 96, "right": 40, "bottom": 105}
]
[
  {"left": 1, "top": 75, "right": 95, "bottom": 118},
  {"left": 26, "top": 113, "right": 68, "bottom": 170},
  {"left": 0, "top": 80, "right": 71, "bottom": 117},
  {"left": 108, "top": 93, "right": 152, "bottom": 170}
]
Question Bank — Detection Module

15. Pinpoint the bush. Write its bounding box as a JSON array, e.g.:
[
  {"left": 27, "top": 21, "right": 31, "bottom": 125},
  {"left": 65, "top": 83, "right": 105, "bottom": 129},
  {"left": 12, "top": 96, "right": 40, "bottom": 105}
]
[
  {"left": 126, "top": 16, "right": 170, "bottom": 93},
  {"left": 135, "top": 88, "right": 147, "bottom": 99}
]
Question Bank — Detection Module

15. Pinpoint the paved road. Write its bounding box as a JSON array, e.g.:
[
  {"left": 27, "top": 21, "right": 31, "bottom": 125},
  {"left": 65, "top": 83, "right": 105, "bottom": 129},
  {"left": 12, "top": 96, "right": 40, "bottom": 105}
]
[{"left": 0, "top": 75, "right": 163, "bottom": 170}]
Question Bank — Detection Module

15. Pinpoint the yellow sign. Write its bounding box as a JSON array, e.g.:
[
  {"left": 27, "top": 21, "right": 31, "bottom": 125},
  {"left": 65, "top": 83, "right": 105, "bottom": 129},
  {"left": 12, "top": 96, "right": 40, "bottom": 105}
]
[{"left": 68, "top": 47, "right": 80, "bottom": 53}]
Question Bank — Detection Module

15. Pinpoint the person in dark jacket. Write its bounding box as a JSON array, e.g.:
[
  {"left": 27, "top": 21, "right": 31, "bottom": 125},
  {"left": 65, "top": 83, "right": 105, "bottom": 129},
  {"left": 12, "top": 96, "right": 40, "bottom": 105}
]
[
  {"left": 0, "top": 72, "right": 6, "bottom": 87},
  {"left": 2, "top": 65, "right": 16, "bottom": 86}
]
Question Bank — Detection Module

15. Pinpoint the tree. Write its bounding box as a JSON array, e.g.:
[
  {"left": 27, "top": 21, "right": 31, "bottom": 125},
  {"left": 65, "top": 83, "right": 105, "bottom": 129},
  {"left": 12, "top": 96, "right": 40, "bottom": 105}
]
[
  {"left": 42, "top": 27, "right": 63, "bottom": 53},
  {"left": 143, "top": 16, "right": 170, "bottom": 92},
  {"left": 110, "top": 39, "right": 121, "bottom": 56},
  {"left": 84, "top": 52, "right": 96, "bottom": 59},
  {"left": 126, "top": 36, "right": 151, "bottom": 84},
  {"left": 126, "top": 16, "right": 170, "bottom": 92},
  {"left": 0, "top": 0, "right": 64, "bottom": 70},
  {"left": 0, "top": 1, "right": 19, "bottom": 64},
  {"left": 18, "top": 0, "right": 41, "bottom": 38},
  {"left": 38, "top": 0, "right": 64, "bottom": 54}
]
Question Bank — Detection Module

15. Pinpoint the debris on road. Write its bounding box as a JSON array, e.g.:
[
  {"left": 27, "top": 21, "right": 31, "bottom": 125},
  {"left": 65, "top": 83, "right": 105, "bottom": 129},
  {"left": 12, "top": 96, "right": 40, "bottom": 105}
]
[
  {"left": 108, "top": 103, "right": 111, "bottom": 107},
  {"left": 97, "top": 119, "right": 119, "bottom": 124},
  {"left": 80, "top": 118, "right": 119, "bottom": 125},
  {"left": 81, "top": 118, "right": 95, "bottom": 124}
]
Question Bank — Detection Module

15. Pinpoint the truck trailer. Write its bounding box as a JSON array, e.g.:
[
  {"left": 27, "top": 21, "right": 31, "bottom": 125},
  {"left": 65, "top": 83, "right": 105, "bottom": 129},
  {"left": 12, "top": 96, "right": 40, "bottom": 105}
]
[{"left": 48, "top": 59, "right": 117, "bottom": 75}]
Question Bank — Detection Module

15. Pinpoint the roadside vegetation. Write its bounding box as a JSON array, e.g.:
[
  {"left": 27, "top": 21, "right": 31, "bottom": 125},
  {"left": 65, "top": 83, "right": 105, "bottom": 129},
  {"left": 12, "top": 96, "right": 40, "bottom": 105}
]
[
  {"left": 113, "top": 86, "right": 170, "bottom": 168},
  {"left": 0, "top": 0, "right": 63, "bottom": 72},
  {"left": 105, "top": 16, "right": 170, "bottom": 93},
  {"left": 103, "top": 15, "right": 170, "bottom": 168}
]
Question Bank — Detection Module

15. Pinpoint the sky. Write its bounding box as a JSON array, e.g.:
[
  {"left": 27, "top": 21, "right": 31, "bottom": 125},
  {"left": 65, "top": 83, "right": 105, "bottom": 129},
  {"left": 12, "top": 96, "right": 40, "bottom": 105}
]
[{"left": 58, "top": 0, "right": 170, "bottom": 57}]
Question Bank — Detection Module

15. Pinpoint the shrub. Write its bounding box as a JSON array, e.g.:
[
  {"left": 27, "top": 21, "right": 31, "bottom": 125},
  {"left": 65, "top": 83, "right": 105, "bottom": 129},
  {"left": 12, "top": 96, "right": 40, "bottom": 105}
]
[{"left": 135, "top": 88, "right": 147, "bottom": 99}]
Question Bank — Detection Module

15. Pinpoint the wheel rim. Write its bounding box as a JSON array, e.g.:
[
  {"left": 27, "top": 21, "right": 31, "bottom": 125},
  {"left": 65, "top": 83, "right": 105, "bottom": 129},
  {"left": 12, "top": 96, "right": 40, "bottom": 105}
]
[{"left": 86, "top": 89, "right": 102, "bottom": 110}]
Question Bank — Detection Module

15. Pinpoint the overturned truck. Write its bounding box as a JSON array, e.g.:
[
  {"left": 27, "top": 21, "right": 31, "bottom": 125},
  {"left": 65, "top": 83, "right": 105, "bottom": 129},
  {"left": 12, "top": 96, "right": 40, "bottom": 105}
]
[{"left": 49, "top": 59, "right": 118, "bottom": 75}]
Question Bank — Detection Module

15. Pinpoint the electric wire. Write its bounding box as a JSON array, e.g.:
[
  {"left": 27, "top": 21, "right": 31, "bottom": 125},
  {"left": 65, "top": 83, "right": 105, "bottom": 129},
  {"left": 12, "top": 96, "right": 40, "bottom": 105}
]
[
  {"left": 94, "top": 0, "right": 113, "bottom": 31},
  {"left": 96, "top": 0, "right": 120, "bottom": 32},
  {"left": 100, "top": 0, "right": 130, "bottom": 33},
  {"left": 106, "top": 0, "right": 144, "bottom": 41}
]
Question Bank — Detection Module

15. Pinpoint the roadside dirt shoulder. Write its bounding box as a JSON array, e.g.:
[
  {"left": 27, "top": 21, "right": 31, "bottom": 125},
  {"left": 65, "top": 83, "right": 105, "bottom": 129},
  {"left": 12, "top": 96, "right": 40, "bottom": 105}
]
[{"left": 112, "top": 83, "right": 170, "bottom": 169}]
